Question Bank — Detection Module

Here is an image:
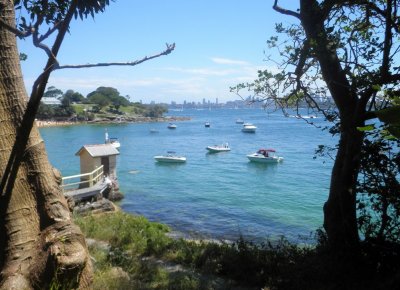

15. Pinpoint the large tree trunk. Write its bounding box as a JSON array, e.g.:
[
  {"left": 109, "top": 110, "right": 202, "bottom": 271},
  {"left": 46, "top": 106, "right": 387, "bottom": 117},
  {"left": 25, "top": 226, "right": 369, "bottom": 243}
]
[
  {"left": 300, "top": 0, "right": 362, "bottom": 252},
  {"left": 323, "top": 128, "right": 363, "bottom": 251},
  {"left": 0, "top": 2, "right": 92, "bottom": 289}
]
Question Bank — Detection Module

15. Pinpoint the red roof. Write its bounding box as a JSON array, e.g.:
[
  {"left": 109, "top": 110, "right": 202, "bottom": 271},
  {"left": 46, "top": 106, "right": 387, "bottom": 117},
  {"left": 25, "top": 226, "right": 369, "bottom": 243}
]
[{"left": 258, "top": 148, "right": 276, "bottom": 152}]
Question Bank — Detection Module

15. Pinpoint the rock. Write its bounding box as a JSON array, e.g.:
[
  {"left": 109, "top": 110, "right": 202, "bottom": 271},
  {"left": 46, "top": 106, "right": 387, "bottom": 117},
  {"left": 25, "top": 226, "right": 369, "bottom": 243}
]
[{"left": 74, "top": 198, "right": 117, "bottom": 215}]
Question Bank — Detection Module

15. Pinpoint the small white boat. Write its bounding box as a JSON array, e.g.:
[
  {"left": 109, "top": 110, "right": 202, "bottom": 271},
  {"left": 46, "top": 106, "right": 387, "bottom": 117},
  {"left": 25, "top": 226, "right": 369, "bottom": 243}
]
[
  {"left": 242, "top": 123, "right": 257, "bottom": 133},
  {"left": 206, "top": 143, "right": 230, "bottom": 153},
  {"left": 205, "top": 122, "right": 211, "bottom": 127},
  {"left": 154, "top": 151, "right": 186, "bottom": 163},
  {"left": 236, "top": 118, "right": 244, "bottom": 124},
  {"left": 108, "top": 138, "right": 121, "bottom": 149},
  {"left": 105, "top": 129, "right": 121, "bottom": 149},
  {"left": 167, "top": 123, "right": 177, "bottom": 129},
  {"left": 247, "top": 149, "right": 283, "bottom": 163},
  {"left": 150, "top": 128, "right": 159, "bottom": 133}
]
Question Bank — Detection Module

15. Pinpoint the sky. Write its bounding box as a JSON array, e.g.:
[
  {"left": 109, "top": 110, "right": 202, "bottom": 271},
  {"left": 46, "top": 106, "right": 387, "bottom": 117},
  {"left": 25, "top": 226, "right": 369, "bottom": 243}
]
[{"left": 17, "top": 0, "right": 299, "bottom": 104}]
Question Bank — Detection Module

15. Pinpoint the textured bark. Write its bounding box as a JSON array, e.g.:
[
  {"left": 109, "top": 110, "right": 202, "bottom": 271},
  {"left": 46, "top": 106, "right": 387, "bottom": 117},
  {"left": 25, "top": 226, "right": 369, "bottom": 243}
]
[
  {"left": 300, "top": 0, "right": 361, "bottom": 252},
  {"left": 0, "top": 1, "right": 92, "bottom": 288}
]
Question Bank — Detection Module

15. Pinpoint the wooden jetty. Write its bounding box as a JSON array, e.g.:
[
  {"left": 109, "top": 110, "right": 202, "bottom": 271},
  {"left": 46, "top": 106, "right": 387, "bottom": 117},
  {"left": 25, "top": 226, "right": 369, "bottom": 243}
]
[
  {"left": 61, "top": 143, "right": 120, "bottom": 202},
  {"left": 61, "top": 165, "right": 110, "bottom": 201}
]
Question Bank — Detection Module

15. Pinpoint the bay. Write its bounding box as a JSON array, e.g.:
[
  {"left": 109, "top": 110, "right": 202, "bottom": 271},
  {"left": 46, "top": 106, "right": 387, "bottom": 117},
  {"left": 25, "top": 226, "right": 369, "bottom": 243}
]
[{"left": 40, "top": 108, "right": 336, "bottom": 242}]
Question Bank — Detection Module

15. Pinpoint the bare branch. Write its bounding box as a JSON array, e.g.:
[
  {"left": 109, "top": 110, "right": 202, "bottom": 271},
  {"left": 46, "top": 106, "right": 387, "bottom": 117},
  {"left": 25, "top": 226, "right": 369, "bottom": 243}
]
[
  {"left": 381, "top": 0, "right": 393, "bottom": 79},
  {"left": 33, "top": 27, "right": 57, "bottom": 61},
  {"left": 38, "top": 21, "right": 62, "bottom": 43},
  {"left": 56, "top": 43, "right": 176, "bottom": 70},
  {"left": 273, "top": 0, "right": 300, "bottom": 19}
]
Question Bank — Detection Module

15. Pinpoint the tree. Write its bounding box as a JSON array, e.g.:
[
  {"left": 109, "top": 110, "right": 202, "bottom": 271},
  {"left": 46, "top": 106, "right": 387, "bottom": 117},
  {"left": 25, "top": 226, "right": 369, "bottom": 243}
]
[
  {"left": 144, "top": 104, "right": 168, "bottom": 118},
  {"left": 88, "top": 92, "right": 110, "bottom": 109},
  {"left": 87, "top": 86, "right": 131, "bottom": 111},
  {"left": 233, "top": 0, "right": 400, "bottom": 253},
  {"left": 44, "top": 86, "right": 63, "bottom": 99},
  {"left": 0, "top": 0, "right": 174, "bottom": 288},
  {"left": 63, "top": 89, "right": 85, "bottom": 104}
]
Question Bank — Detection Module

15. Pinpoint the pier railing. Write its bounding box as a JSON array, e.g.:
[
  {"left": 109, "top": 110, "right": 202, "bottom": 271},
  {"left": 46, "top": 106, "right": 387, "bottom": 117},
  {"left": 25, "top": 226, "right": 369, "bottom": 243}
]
[{"left": 61, "top": 165, "right": 104, "bottom": 191}]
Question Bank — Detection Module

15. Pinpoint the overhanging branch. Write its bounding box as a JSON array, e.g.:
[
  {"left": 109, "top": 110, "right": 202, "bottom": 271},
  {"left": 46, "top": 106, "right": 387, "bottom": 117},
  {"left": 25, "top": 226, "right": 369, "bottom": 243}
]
[
  {"left": 273, "top": 0, "right": 300, "bottom": 19},
  {"left": 56, "top": 43, "right": 176, "bottom": 70}
]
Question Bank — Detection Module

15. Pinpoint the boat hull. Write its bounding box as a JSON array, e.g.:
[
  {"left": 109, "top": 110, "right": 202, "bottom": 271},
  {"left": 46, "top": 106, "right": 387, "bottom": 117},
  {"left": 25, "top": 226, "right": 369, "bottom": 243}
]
[
  {"left": 154, "top": 156, "right": 186, "bottom": 163},
  {"left": 206, "top": 146, "right": 231, "bottom": 153},
  {"left": 242, "top": 128, "right": 256, "bottom": 133},
  {"left": 242, "top": 123, "right": 257, "bottom": 133},
  {"left": 247, "top": 154, "right": 283, "bottom": 163}
]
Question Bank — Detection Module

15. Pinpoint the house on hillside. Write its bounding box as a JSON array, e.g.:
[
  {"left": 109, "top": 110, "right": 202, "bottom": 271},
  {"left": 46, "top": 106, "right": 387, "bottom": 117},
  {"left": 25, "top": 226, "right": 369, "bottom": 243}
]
[{"left": 42, "top": 97, "right": 61, "bottom": 106}]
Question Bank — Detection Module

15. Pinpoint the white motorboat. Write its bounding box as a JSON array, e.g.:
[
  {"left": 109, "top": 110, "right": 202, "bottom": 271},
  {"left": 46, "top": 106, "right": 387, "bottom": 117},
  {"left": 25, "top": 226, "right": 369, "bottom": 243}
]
[
  {"left": 206, "top": 143, "right": 230, "bottom": 153},
  {"left": 154, "top": 151, "right": 186, "bottom": 163},
  {"left": 205, "top": 122, "right": 211, "bottom": 127},
  {"left": 242, "top": 123, "right": 257, "bottom": 133},
  {"left": 105, "top": 129, "right": 121, "bottom": 149},
  {"left": 247, "top": 149, "right": 283, "bottom": 163},
  {"left": 236, "top": 118, "right": 244, "bottom": 124},
  {"left": 167, "top": 123, "right": 177, "bottom": 129},
  {"left": 108, "top": 138, "right": 121, "bottom": 149}
]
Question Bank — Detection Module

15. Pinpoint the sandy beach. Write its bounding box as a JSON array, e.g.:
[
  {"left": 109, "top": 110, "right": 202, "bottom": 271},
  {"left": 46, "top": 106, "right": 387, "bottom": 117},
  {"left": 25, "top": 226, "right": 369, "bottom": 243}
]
[
  {"left": 35, "top": 116, "right": 191, "bottom": 128},
  {"left": 35, "top": 120, "right": 76, "bottom": 128}
]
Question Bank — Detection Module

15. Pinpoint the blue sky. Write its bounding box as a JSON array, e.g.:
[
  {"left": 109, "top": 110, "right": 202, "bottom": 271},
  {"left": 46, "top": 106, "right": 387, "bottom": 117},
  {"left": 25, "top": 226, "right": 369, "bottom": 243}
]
[{"left": 18, "top": 0, "right": 298, "bottom": 104}]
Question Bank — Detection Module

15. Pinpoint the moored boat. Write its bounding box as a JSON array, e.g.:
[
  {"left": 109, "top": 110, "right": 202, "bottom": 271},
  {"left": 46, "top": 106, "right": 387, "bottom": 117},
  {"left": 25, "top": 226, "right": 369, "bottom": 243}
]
[
  {"left": 206, "top": 143, "right": 230, "bottom": 153},
  {"left": 241, "top": 123, "right": 257, "bottom": 133},
  {"left": 167, "top": 123, "right": 177, "bottom": 129},
  {"left": 236, "top": 118, "right": 244, "bottom": 124},
  {"left": 247, "top": 149, "right": 283, "bottom": 163},
  {"left": 154, "top": 151, "right": 186, "bottom": 163},
  {"left": 205, "top": 121, "right": 211, "bottom": 127},
  {"left": 105, "top": 129, "right": 121, "bottom": 149}
]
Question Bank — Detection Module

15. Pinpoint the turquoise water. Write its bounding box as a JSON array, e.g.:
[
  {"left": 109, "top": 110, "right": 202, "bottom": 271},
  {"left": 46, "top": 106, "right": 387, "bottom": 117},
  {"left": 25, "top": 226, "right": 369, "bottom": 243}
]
[{"left": 40, "top": 108, "right": 336, "bottom": 241}]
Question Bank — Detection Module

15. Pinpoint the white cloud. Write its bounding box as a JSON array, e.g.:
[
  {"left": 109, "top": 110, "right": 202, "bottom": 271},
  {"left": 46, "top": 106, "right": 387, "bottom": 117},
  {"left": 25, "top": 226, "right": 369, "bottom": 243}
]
[
  {"left": 22, "top": 61, "right": 278, "bottom": 103},
  {"left": 211, "top": 57, "right": 250, "bottom": 66},
  {"left": 163, "top": 67, "right": 239, "bottom": 76}
]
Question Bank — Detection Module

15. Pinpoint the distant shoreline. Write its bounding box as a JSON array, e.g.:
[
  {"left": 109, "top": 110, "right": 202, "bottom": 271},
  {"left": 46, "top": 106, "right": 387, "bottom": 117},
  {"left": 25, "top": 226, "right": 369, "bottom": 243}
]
[{"left": 36, "top": 116, "right": 191, "bottom": 128}]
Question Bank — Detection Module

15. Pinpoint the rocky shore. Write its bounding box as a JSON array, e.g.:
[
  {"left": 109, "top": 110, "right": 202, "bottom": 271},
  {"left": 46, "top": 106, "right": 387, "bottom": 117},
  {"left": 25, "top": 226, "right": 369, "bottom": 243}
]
[{"left": 36, "top": 116, "right": 191, "bottom": 128}]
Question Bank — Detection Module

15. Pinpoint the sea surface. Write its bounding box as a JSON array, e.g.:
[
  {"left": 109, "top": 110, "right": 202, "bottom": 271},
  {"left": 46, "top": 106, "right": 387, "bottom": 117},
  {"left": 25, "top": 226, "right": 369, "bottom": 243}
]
[{"left": 40, "top": 108, "right": 336, "bottom": 242}]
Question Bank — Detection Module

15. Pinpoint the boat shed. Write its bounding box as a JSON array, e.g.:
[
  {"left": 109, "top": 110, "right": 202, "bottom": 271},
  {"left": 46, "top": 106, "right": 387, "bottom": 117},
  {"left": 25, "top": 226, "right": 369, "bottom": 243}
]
[{"left": 75, "top": 144, "right": 120, "bottom": 181}]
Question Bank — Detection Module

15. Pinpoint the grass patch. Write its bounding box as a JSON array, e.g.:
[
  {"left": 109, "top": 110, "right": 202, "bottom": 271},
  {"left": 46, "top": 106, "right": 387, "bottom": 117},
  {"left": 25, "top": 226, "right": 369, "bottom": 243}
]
[{"left": 75, "top": 212, "right": 399, "bottom": 290}]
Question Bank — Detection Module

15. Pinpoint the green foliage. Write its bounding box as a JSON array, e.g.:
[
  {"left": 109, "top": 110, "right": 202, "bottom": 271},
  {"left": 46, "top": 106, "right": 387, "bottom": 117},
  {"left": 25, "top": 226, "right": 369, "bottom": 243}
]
[
  {"left": 75, "top": 212, "right": 171, "bottom": 257},
  {"left": 375, "top": 106, "right": 400, "bottom": 138},
  {"left": 144, "top": 104, "right": 168, "bottom": 118},
  {"left": 87, "top": 87, "right": 131, "bottom": 112},
  {"left": 19, "top": 53, "right": 27, "bottom": 61},
  {"left": 44, "top": 86, "right": 63, "bottom": 99},
  {"left": 357, "top": 128, "right": 400, "bottom": 244},
  {"left": 14, "top": 0, "right": 112, "bottom": 29},
  {"left": 37, "top": 101, "right": 74, "bottom": 119},
  {"left": 63, "top": 89, "right": 85, "bottom": 104},
  {"left": 75, "top": 212, "right": 400, "bottom": 289}
]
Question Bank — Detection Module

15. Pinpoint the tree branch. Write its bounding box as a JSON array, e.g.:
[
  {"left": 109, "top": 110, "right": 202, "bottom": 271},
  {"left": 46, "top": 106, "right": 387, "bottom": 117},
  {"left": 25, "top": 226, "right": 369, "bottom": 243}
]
[
  {"left": 33, "top": 26, "right": 57, "bottom": 61},
  {"left": 272, "top": 0, "right": 300, "bottom": 19},
  {"left": 0, "top": 17, "right": 31, "bottom": 37},
  {"left": 56, "top": 43, "right": 176, "bottom": 70},
  {"left": 38, "top": 21, "right": 62, "bottom": 43},
  {"left": 294, "top": 39, "right": 310, "bottom": 86},
  {"left": 380, "top": 0, "right": 393, "bottom": 79}
]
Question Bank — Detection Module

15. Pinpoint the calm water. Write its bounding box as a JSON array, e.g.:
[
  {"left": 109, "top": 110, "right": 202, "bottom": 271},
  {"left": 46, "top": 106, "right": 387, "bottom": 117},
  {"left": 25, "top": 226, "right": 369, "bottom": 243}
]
[{"left": 40, "top": 108, "right": 336, "bottom": 242}]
